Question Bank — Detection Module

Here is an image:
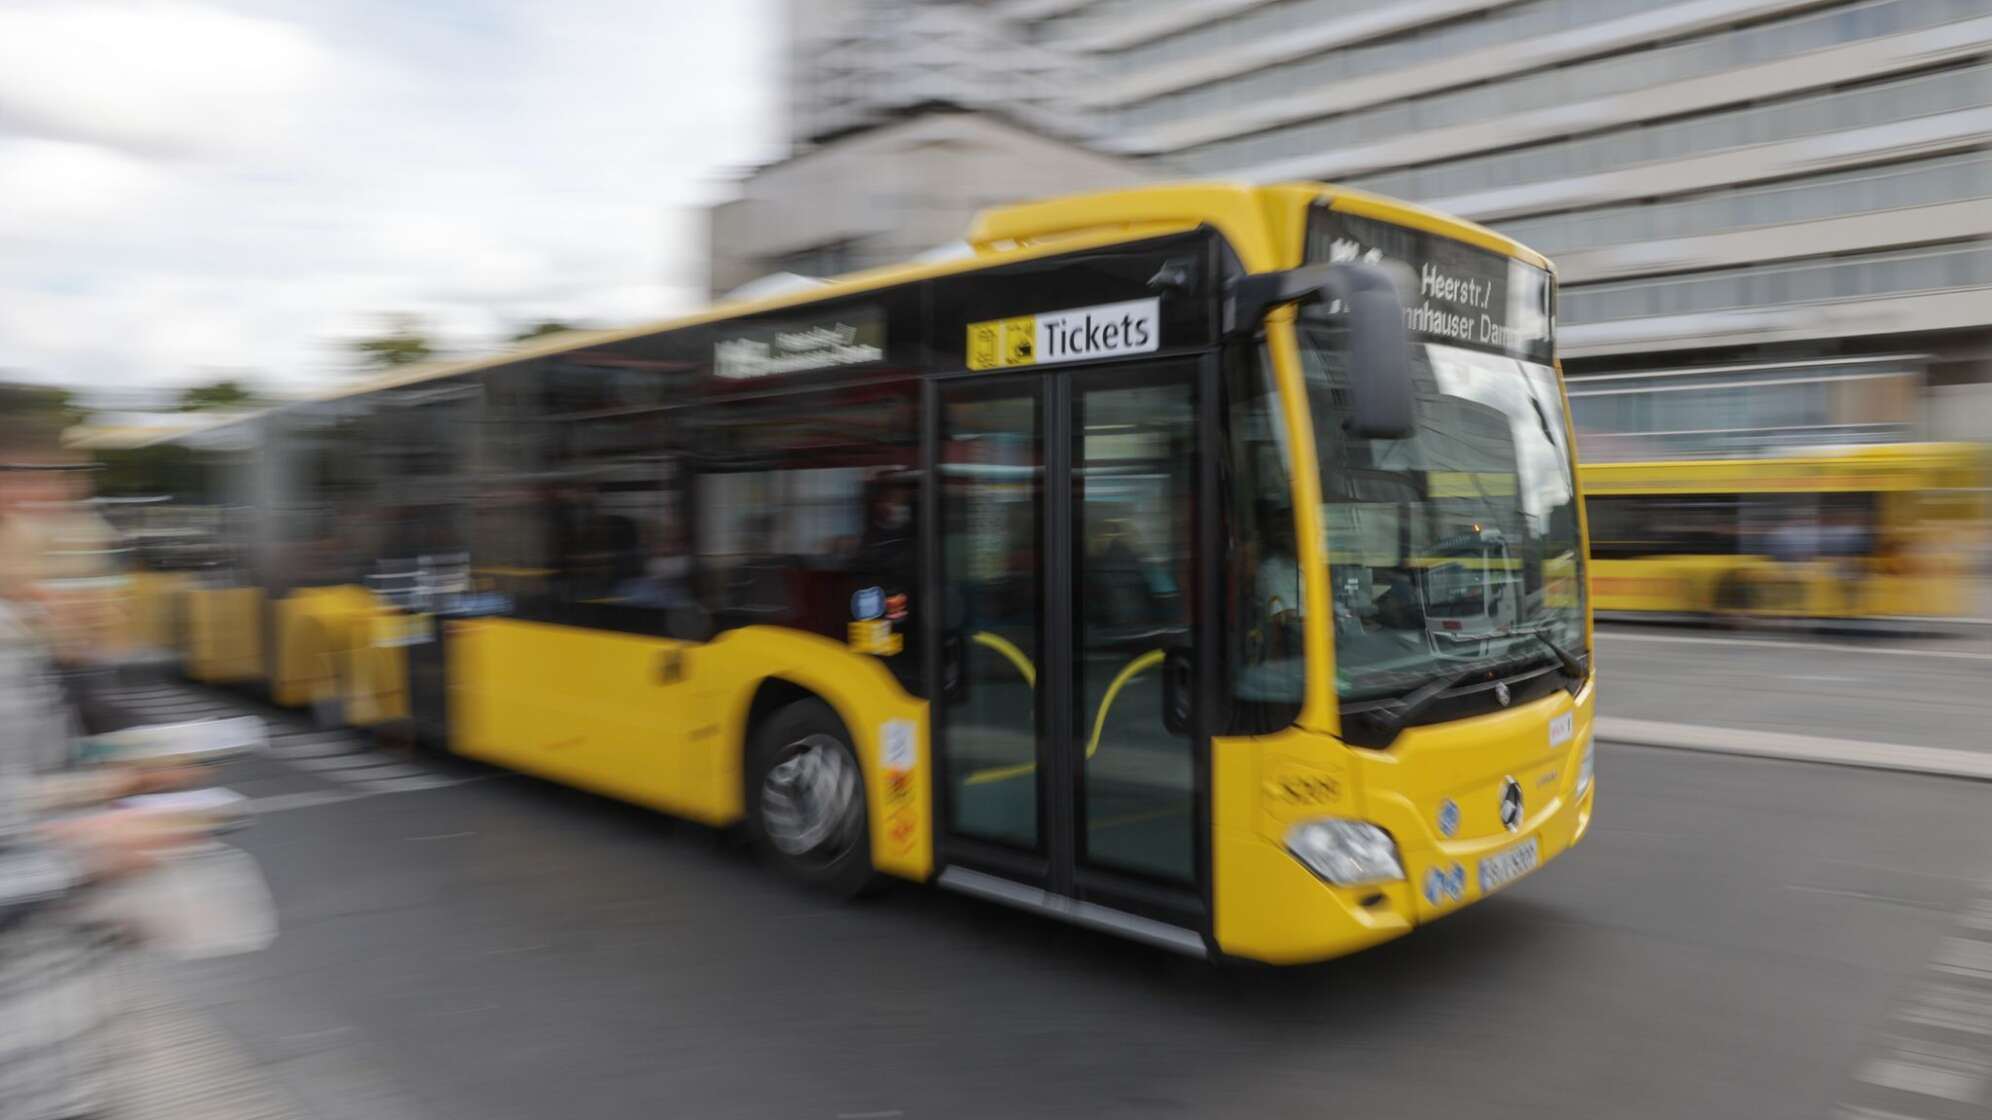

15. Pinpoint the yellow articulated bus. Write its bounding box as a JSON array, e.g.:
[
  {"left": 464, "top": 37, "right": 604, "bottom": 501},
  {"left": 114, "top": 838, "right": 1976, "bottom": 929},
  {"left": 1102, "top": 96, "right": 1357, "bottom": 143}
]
[
  {"left": 1583, "top": 443, "right": 1988, "bottom": 624},
  {"left": 124, "top": 183, "right": 1594, "bottom": 963}
]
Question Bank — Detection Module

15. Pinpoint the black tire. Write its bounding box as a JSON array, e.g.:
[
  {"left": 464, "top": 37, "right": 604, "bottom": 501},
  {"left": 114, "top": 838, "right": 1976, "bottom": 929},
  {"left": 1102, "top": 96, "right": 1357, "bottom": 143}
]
[
  {"left": 744, "top": 698, "right": 875, "bottom": 897},
  {"left": 1710, "top": 571, "right": 1756, "bottom": 627}
]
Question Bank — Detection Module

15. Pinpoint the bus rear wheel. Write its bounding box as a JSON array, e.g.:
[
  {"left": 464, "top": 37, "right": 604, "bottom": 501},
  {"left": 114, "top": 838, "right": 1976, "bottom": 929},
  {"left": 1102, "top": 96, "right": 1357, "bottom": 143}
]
[{"left": 746, "top": 699, "right": 874, "bottom": 897}]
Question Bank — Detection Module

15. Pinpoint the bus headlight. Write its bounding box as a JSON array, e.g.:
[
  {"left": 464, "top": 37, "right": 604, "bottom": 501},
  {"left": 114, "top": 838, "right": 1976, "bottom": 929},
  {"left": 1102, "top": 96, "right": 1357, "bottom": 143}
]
[
  {"left": 1577, "top": 736, "right": 1595, "bottom": 798},
  {"left": 1285, "top": 819, "right": 1404, "bottom": 886}
]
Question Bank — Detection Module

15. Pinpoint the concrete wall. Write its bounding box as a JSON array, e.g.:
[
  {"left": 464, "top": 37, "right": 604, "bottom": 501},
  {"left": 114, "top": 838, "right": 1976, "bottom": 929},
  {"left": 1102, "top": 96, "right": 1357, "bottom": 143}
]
[{"left": 707, "top": 112, "right": 1148, "bottom": 299}]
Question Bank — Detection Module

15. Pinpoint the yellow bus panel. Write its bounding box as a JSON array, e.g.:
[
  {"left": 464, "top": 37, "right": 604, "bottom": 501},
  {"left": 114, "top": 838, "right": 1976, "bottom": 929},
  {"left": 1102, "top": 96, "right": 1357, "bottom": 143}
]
[
  {"left": 184, "top": 586, "right": 264, "bottom": 684},
  {"left": 448, "top": 618, "right": 933, "bottom": 882},
  {"left": 270, "top": 585, "right": 378, "bottom": 708}
]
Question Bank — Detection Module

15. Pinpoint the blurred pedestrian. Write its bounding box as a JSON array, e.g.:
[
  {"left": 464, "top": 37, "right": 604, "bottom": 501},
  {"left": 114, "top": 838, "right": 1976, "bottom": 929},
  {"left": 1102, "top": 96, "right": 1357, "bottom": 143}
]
[
  {"left": 0, "top": 394, "right": 133, "bottom": 735},
  {"left": 0, "top": 398, "right": 198, "bottom": 1120}
]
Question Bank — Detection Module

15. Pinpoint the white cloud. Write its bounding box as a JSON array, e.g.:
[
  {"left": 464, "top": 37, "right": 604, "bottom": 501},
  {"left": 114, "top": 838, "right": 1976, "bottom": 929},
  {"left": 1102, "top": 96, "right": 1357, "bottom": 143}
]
[
  {"left": 0, "top": 138, "right": 164, "bottom": 231},
  {"left": 0, "top": 0, "right": 780, "bottom": 398},
  {"left": 0, "top": 0, "right": 328, "bottom": 157}
]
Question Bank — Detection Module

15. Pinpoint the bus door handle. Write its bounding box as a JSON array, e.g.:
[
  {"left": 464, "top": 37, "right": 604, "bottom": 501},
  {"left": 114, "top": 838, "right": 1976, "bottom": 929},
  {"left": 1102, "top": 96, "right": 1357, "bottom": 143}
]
[{"left": 1160, "top": 645, "right": 1193, "bottom": 735}]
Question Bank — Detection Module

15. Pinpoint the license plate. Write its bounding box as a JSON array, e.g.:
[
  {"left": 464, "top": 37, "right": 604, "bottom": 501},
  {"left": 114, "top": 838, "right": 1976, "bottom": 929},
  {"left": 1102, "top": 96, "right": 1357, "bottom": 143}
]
[{"left": 1478, "top": 836, "right": 1540, "bottom": 894}]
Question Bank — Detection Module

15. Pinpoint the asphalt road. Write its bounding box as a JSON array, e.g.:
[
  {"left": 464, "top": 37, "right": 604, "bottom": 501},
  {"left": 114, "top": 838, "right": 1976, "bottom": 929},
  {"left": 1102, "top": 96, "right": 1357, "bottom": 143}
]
[{"left": 118, "top": 649, "right": 1992, "bottom": 1120}]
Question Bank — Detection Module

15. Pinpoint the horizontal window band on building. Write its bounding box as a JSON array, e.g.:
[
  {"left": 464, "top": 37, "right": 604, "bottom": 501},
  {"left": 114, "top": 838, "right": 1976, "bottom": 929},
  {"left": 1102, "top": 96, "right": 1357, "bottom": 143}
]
[
  {"left": 1063, "top": 0, "right": 1278, "bottom": 54},
  {"left": 1570, "top": 370, "right": 1922, "bottom": 400},
  {"left": 1583, "top": 420, "right": 1912, "bottom": 444},
  {"left": 1093, "top": 0, "right": 1640, "bottom": 107},
  {"left": 1496, "top": 152, "right": 1992, "bottom": 258},
  {"left": 1559, "top": 240, "right": 1992, "bottom": 325},
  {"left": 1145, "top": 0, "right": 1986, "bottom": 165},
  {"left": 1566, "top": 353, "right": 1932, "bottom": 386},
  {"left": 1568, "top": 360, "right": 1924, "bottom": 459},
  {"left": 1336, "top": 61, "right": 1992, "bottom": 208},
  {"left": 1104, "top": 0, "right": 1859, "bottom": 151}
]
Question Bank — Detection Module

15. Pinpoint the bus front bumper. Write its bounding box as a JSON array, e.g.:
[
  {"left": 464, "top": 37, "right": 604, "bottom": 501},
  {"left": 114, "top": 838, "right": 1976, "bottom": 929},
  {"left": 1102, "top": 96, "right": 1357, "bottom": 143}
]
[{"left": 1212, "top": 733, "right": 1595, "bottom": 966}]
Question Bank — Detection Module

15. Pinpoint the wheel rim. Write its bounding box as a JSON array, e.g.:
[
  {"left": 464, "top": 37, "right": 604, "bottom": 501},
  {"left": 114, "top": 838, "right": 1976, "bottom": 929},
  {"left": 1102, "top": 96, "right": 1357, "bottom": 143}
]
[{"left": 761, "top": 734, "right": 861, "bottom": 859}]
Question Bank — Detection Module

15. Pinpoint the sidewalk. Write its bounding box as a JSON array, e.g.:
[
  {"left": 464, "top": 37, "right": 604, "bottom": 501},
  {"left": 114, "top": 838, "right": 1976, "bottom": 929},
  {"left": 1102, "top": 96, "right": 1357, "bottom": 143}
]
[
  {"left": 1597, "top": 716, "right": 1992, "bottom": 782},
  {"left": 114, "top": 963, "right": 304, "bottom": 1120}
]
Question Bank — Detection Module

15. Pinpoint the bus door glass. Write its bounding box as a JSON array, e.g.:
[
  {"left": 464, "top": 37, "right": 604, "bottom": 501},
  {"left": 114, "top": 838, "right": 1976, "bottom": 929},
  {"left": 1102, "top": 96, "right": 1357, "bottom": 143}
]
[
  {"left": 1070, "top": 366, "right": 1200, "bottom": 887},
  {"left": 935, "top": 359, "right": 1206, "bottom": 913}
]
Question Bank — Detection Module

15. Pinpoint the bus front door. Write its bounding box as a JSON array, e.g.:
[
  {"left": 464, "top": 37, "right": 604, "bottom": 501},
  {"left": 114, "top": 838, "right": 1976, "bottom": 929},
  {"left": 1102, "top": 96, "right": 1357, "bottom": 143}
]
[{"left": 932, "top": 360, "right": 1210, "bottom": 946}]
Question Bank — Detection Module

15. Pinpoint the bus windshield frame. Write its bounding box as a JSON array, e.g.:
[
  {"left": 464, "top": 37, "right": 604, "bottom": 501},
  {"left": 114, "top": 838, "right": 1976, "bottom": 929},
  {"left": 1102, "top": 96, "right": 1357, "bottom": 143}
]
[{"left": 1264, "top": 204, "right": 1588, "bottom": 744}]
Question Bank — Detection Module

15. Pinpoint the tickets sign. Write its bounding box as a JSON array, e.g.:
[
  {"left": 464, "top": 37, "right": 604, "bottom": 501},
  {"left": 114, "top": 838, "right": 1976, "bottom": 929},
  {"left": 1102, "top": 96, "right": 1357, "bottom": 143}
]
[{"left": 966, "top": 297, "right": 1160, "bottom": 371}]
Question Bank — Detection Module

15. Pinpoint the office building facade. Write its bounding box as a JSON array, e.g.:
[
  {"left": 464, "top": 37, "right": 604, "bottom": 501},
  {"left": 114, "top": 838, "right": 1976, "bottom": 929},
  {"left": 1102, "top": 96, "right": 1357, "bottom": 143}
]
[{"left": 1011, "top": 0, "right": 1992, "bottom": 454}]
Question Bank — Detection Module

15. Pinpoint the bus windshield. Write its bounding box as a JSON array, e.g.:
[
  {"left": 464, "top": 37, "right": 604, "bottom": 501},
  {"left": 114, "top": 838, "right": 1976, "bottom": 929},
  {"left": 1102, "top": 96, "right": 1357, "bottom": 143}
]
[{"left": 1298, "top": 325, "right": 1586, "bottom": 713}]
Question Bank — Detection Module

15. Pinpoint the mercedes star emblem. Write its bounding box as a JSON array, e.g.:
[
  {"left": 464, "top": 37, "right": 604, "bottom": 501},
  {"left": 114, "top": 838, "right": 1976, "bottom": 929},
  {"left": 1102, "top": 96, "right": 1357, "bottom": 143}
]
[{"left": 1498, "top": 778, "right": 1524, "bottom": 832}]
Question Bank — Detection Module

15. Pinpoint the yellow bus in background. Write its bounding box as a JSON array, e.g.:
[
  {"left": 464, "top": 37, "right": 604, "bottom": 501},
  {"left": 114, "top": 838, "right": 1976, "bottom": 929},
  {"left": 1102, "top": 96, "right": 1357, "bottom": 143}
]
[
  {"left": 1584, "top": 443, "right": 1988, "bottom": 623},
  {"left": 109, "top": 183, "right": 1594, "bottom": 964}
]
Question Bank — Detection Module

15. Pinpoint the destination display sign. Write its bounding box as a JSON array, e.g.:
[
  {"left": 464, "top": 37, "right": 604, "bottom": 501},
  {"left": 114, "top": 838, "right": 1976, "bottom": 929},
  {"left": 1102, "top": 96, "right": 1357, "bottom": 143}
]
[
  {"left": 1306, "top": 208, "right": 1554, "bottom": 364},
  {"left": 713, "top": 307, "right": 886, "bottom": 379}
]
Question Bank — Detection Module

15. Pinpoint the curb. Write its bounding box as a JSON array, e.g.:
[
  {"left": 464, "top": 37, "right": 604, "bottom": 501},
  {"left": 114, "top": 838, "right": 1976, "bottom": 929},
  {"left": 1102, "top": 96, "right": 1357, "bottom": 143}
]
[{"left": 1595, "top": 716, "right": 1992, "bottom": 782}]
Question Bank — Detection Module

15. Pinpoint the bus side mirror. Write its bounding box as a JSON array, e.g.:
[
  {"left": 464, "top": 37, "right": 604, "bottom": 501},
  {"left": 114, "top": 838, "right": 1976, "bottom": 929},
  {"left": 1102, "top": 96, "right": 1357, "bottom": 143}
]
[{"left": 1225, "top": 261, "right": 1415, "bottom": 441}]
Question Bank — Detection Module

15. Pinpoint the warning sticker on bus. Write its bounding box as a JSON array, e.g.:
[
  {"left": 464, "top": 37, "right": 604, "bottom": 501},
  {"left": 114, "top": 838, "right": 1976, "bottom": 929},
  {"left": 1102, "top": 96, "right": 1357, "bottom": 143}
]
[{"left": 967, "top": 298, "right": 1159, "bottom": 371}]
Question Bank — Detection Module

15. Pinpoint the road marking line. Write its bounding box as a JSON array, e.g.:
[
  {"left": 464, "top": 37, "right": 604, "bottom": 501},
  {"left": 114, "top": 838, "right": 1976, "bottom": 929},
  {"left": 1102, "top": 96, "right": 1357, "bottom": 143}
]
[
  {"left": 1856, "top": 1056, "right": 1983, "bottom": 1104},
  {"left": 1835, "top": 1106, "right": 1937, "bottom": 1120},
  {"left": 243, "top": 791, "right": 364, "bottom": 814},
  {"left": 286, "top": 758, "right": 442, "bottom": 783},
  {"left": 1598, "top": 718, "right": 1992, "bottom": 781},
  {"left": 269, "top": 736, "right": 367, "bottom": 756},
  {"left": 332, "top": 762, "right": 432, "bottom": 780},
  {"left": 1962, "top": 901, "right": 1992, "bottom": 932},
  {"left": 340, "top": 757, "right": 434, "bottom": 777},
  {"left": 1840, "top": 881, "right": 1992, "bottom": 1117},
  {"left": 359, "top": 775, "right": 461, "bottom": 793},
  {"left": 1934, "top": 937, "right": 1992, "bottom": 981},
  {"left": 270, "top": 731, "right": 357, "bottom": 746},
  {"left": 284, "top": 754, "right": 415, "bottom": 774},
  {"left": 126, "top": 702, "right": 232, "bottom": 716},
  {"left": 1598, "top": 630, "right": 1992, "bottom": 662},
  {"left": 1898, "top": 984, "right": 1992, "bottom": 1036}
]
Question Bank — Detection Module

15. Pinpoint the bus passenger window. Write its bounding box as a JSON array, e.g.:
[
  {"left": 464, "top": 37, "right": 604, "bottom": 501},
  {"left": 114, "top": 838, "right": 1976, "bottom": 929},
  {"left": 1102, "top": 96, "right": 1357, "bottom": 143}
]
[
  {"left": 691, "top": 383, "right": 922, "bottom": 691},
  {"left": 1586, "top": 495, "right": 1742, "bottom": 559},
  {"left": 526, "top": 388, "right": 689, "bottom": 633}
]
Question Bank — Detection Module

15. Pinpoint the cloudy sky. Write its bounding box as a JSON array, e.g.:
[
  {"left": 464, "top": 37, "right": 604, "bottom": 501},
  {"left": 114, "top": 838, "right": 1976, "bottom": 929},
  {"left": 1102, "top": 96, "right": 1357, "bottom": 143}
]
[{"left": 0, "top": 0, "right": 779, "bottom": 401}]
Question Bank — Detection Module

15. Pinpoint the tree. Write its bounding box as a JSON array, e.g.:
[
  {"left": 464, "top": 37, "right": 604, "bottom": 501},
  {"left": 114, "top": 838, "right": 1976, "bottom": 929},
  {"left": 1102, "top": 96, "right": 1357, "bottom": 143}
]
[
  {"left": 349, "top": 314, "right": 437, "bottom": 370},
  {"left": 510, "top": 319, "right": 584, "bottom": 344},
  {"left": 0, "top": 380, "right": 87, "bottom": 441},
  {"left": 175, "top": 379, "right": 255, "bottom": 412}
]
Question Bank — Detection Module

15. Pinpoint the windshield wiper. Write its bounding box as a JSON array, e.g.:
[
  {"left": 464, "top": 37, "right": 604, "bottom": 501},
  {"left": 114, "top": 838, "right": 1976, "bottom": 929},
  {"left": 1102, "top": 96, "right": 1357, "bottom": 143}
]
[
  {"left": 1372, "top": 664, "right": 1489, "bottom": 737},
  {"left": 1501, "top": 625, "right": 1586, "bottom": 685}
]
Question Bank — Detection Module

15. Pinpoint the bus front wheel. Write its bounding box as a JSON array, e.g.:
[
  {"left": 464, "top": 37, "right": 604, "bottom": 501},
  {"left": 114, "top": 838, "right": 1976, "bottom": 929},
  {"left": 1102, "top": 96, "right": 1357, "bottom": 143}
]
[{"left": 746, "top": 699, "right": 875, "bottom": 897}]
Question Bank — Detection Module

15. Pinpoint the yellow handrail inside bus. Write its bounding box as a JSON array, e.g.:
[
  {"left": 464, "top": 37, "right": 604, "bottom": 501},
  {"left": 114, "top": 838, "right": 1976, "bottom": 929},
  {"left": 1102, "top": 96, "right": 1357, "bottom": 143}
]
[
  {"left": 962, "top": 647, "right": 1166, "bottom": 787},
  {"left": 970, "top": 630, "right": 1035, "bottom": 688}
]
